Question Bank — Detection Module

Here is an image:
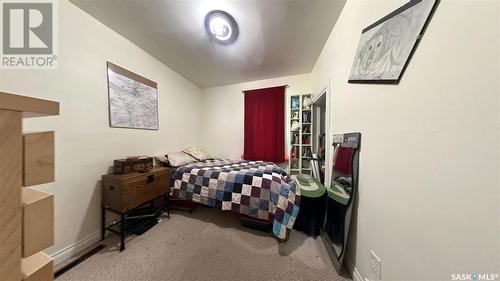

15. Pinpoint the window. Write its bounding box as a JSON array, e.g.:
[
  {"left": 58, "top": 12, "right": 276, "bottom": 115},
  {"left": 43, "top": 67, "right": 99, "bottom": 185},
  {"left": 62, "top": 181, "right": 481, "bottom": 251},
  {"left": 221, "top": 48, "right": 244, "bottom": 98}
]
[{"left": 243, "top": 86, "right": 285, "bottom": 162}]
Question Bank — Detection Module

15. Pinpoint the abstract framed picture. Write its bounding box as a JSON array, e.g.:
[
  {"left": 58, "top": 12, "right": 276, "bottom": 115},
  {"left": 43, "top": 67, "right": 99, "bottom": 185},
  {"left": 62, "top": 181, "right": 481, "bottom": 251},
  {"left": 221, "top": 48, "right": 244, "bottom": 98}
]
[
  {"left": 348, "top": 0, "right": 439, "bottom": 84},
  {"left": 106, "top": 62, "right": 159, "bottom": 130}
]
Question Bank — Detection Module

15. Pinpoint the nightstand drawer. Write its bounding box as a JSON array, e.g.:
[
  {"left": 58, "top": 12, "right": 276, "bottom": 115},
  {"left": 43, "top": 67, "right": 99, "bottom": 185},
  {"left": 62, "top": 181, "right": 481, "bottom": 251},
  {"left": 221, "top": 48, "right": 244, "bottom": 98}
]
[
  {"left": 121, "top": 173, "right": 169, "bottom": 212},
  {"left": 102, "top": 167, "right": 171, "bottom": 212}
]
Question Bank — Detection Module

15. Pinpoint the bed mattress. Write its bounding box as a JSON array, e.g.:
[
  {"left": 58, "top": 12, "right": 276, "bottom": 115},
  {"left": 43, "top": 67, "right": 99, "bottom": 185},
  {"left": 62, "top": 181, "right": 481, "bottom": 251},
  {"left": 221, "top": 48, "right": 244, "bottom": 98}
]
[{"left": 171, "top": 159, "right": 300, "bottom": 239}]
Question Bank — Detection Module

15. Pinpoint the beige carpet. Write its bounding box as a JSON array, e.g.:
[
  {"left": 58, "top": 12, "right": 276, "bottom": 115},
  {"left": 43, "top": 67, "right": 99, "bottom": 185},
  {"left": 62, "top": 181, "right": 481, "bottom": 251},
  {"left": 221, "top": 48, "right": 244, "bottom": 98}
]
[{"left": 57, "top": 207, "right": 351, "bottom": 281}]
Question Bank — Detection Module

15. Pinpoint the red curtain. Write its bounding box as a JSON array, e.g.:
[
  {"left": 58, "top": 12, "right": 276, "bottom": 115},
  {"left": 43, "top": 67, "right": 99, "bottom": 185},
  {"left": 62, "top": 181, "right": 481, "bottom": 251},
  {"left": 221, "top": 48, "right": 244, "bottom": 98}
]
[{"left": 243, "top": 85, "right": 285, "bottom": 162}]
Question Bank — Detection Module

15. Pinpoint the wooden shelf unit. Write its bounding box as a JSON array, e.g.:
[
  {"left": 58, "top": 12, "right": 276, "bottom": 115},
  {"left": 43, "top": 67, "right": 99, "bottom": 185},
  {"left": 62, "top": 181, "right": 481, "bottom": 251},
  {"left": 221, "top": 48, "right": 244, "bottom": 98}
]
[
  {"left": 22, "top": 187, "right": 54, "bottom": 258},
  {"left": 0, "top": 92, "right": 59, "bottom": 118},
  {"left": 0, "top": 92, "right": 59, "bottom": 281},
  {"left": 288, "top": 93, "right": 313, "bottom": 176},
  {"left": 21, "top": 252, "right": 53, "bottom": 281},
  {"left": 23, "top": 132, "right": 55, "bottom": 187}
]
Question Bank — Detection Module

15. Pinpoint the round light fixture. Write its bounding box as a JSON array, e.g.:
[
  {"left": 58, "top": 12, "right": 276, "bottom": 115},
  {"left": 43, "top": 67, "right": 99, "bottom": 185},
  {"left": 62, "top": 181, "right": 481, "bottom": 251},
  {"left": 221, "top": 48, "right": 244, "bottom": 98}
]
[{"left": 205, "top": 10, "right": 238, "bottom": 45}]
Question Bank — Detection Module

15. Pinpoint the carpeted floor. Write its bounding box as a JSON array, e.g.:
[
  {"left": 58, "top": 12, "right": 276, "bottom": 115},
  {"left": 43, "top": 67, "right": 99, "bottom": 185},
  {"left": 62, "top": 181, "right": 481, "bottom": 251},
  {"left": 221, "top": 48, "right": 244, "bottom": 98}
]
[{"left": 57, "top": 207, "right": 351, "bottom": 281}]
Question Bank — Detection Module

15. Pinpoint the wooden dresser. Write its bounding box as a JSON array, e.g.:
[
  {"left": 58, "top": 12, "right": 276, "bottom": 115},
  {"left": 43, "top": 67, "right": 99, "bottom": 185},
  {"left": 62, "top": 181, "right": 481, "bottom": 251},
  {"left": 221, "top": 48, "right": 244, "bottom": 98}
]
[
  {"left": 0, "top": 92, "right": 59, "bottom": 281},
  {"left": 101, "top": 167, "right": 171, "bottom": 251}
]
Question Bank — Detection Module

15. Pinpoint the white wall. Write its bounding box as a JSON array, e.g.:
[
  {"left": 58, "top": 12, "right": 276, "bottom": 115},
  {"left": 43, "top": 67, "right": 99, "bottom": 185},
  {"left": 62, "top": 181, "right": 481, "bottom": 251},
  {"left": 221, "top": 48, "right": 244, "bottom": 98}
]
[
  {"left": 310, "top": 0, "right": 499, "bottom": 280},
  {"left": 201, "top": 73, "right": 312, "bottom": 159},
  {"left": 0, "top": 0, "right": 203, "bottom": 259},
  {"left": 1, "top": 1, "right": 498, "bottom": 279}
]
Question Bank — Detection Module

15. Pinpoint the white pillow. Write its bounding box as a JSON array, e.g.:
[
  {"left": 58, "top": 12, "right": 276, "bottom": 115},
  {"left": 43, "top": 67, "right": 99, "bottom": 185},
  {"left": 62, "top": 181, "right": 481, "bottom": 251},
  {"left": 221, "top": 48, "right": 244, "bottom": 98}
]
[
  {"left": 154, "top": 155, "right": 169, "bottom": 167},
  {"left": 182, "top": 147, "right": 210, "bottom": 161},
  {"left": 166, "top": 151, "right": 196, "bottom": 167}
]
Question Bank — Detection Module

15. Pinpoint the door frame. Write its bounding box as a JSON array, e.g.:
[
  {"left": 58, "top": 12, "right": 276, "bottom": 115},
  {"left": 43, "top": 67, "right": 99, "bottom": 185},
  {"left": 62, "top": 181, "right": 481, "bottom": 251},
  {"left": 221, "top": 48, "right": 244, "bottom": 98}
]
[{"left": 313, "top": 78, "right": 333, "bottom": 188}]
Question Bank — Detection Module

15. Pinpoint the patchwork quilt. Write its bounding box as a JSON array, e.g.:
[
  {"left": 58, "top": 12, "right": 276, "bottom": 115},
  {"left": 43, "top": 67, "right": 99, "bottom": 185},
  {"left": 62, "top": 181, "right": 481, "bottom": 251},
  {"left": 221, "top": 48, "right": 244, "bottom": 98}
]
[{"left": 171, "top": 159, "right": 300, "bottom": 239}]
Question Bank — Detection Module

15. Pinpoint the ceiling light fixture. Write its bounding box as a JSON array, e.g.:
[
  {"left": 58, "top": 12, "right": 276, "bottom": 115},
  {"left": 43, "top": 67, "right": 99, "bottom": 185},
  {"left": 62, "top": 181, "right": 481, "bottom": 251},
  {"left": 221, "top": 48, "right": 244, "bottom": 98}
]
[{"left": 205, "top": 10, "right": 238, "bottom": 45}]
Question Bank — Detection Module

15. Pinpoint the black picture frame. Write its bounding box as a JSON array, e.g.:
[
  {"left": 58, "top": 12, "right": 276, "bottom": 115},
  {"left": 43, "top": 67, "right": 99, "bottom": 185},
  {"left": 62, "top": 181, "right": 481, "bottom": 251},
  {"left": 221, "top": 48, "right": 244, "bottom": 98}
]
[{"left": 348, "top": 0, "right": 439, "bottom": 84}]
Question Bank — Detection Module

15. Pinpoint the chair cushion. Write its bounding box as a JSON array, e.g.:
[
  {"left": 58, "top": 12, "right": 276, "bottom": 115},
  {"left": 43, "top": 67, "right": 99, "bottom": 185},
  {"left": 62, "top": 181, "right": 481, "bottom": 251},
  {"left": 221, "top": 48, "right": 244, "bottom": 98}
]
[{"left": 295, "top": 174, "right": 325, "bottom": 198}]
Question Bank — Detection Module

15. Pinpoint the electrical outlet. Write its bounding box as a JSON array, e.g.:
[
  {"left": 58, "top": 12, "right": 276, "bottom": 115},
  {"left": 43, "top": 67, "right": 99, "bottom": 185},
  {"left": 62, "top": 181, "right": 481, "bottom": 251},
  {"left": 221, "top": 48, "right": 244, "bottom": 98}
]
[{"left": 369, "top": 250, "right": 382, "bottom": 280}]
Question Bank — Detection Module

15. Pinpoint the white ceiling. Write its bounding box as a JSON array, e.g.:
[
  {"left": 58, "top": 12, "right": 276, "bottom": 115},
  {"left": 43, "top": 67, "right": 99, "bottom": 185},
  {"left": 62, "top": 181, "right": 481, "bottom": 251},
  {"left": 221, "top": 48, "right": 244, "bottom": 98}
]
[{"left": 70, "top": 0, "right": 346, "bottom": 88}]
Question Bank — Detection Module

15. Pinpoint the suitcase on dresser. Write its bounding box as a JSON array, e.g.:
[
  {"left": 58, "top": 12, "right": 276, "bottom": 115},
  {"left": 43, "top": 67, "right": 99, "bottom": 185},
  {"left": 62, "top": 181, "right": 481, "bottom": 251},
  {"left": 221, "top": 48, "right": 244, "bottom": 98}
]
[{"left": 113, "top": 157, "right": 154, "bottom": 175}]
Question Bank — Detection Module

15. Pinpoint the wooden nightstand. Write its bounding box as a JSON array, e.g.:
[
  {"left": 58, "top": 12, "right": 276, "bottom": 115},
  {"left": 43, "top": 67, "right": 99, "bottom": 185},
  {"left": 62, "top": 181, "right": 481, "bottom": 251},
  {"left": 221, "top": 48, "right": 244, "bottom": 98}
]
[{"left": 101, "top": 166, "right": 171, "bottom": 251}]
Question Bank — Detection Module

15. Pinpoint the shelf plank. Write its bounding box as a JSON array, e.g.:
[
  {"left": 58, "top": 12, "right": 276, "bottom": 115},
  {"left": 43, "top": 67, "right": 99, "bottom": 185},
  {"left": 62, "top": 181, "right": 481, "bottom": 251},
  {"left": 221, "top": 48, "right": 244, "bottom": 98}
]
[
  {"left": 22, "top": 187, "right": 54, "bottom": 258},
  {"left": 0, "top": 110, "right": 22, "bottom": 280},
  {"left": 0, "top": 92, "right": 59, "bottom": 118},
  {"left": 23, "top": 132, "right": 55, "bottom": 187},
  {"left": 21, "top": 252, "right": 53, "bottom": 281}
]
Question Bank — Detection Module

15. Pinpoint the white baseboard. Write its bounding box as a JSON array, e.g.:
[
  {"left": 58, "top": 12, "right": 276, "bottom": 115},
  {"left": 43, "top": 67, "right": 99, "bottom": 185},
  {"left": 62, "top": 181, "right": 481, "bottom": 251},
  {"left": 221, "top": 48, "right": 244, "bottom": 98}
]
[
  {"left": 345, "top": 256, "right": 365, "bottom": 281},
  {"left": 50, "top": 231, "right": 101, "bottom": 267}
]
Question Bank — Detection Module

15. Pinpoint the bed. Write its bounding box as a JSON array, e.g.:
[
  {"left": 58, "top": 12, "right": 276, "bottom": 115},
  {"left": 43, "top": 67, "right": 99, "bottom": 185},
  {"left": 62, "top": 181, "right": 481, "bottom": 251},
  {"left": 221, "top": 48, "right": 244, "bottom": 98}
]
[{"left": 171, "top": 159, "right": 300, "bottom": 239}]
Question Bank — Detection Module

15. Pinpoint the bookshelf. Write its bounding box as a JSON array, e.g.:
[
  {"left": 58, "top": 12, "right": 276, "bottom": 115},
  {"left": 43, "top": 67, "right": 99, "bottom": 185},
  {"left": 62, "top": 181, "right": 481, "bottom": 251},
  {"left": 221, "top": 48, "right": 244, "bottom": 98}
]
[{"left": 288, "top": 93, "right": 313, "bottom": 176}]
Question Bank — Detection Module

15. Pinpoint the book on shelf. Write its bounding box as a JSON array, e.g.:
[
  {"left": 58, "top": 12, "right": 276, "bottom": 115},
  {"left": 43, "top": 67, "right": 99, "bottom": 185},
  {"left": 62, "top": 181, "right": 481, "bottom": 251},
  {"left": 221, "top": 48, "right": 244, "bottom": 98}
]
[{"left": 302, "top": 111, "right": 311, "bottom": 123}]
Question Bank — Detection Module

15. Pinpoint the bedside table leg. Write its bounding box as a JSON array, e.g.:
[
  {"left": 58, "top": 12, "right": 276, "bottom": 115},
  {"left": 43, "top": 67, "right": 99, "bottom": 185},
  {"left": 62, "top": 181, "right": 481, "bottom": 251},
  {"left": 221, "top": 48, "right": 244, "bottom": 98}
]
[
  {"left": 166, "top": 193, "right": 170, "bottom": 218},
  {"left": 101, "top": 206, "right": 106, "bottom": 241},
  {"left": 120, "top": 213, "right": 125, "bottom": 252}
]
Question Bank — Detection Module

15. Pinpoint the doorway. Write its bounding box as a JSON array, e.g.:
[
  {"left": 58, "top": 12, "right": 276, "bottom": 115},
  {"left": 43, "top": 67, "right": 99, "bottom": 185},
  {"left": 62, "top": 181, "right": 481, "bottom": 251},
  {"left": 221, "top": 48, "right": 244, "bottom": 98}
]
[{"left": 312, "top": 91, "right": 327, "bottom": 184}]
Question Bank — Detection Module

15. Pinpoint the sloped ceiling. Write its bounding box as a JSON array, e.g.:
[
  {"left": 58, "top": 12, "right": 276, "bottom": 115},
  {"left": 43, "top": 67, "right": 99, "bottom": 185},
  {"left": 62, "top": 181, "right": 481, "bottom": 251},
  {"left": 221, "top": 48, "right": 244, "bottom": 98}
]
[{"left": 70, "top": 0, "right": 346, "bottom": 88}]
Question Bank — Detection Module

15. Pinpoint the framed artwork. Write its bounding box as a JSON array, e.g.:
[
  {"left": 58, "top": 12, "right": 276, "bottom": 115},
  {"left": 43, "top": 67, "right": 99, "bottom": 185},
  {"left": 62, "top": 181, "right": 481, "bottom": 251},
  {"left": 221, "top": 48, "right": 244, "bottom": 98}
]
[
  {"left": 106, "top": 62, "right": 159, "bottom": 130},
  {"left": 348, "top": 0, "right": 439, "bottom": 84}
]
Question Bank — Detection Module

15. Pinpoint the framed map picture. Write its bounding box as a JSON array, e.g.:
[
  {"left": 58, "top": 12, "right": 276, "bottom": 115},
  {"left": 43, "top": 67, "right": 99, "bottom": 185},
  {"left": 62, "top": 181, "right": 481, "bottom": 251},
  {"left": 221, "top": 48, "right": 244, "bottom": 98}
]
[
  {"left": 106, "top": 62, "right": 159, "bottom": 130},
  {"left": 348, "top": 0, "right": 438, "bottom": 84}
]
